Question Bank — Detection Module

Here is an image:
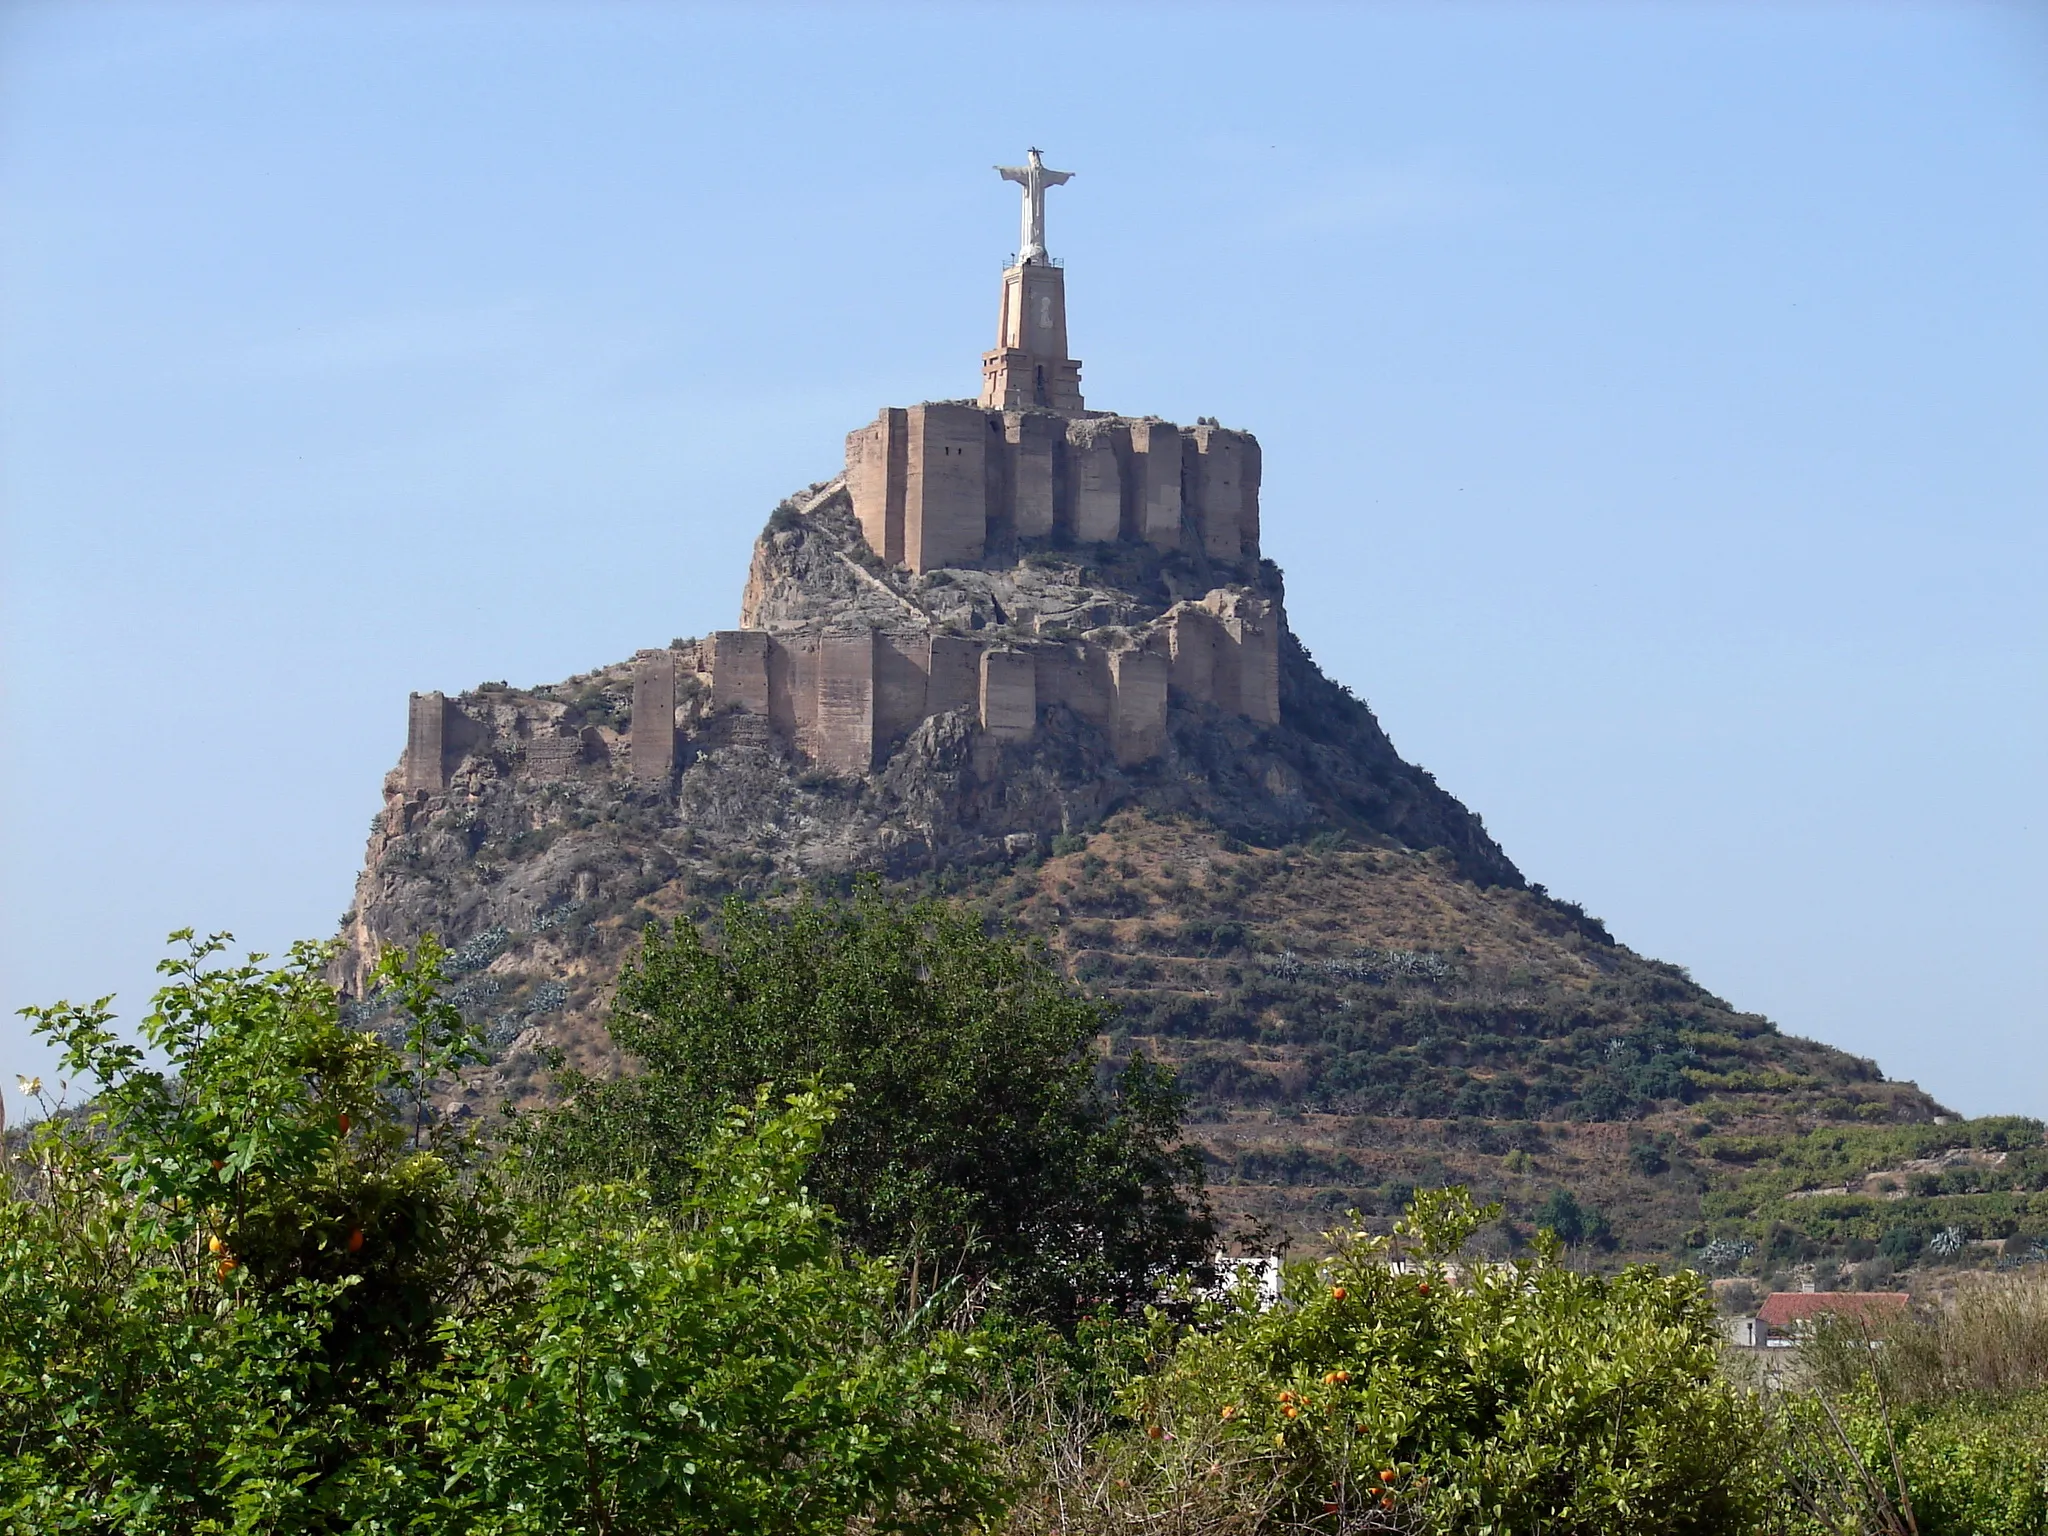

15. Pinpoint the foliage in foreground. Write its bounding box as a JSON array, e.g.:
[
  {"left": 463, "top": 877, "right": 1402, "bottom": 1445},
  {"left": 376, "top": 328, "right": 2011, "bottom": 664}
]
[
  {"left": 1773, "top": 1276, "right": 2048, "bottom": 1536},
  {"left": 528, "top": 880, "right": 1214, "bottom": 1322},
  {"left": 8, "top": 910, "right": 2048, "bottom": 1535},
  {"left": 995, "top": 1188, "right": 1770, "bottom": 1535},
  {"left": 1, "top": 936, "right": 997, "bottom": 1534}
]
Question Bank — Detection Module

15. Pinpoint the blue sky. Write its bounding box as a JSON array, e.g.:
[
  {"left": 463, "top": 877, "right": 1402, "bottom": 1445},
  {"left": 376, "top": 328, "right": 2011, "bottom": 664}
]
[{"left": 3, "top": 2, "right": 2043, "bottom": 1121}]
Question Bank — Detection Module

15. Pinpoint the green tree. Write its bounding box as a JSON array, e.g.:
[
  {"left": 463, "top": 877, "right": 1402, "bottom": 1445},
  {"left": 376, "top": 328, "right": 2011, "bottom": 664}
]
[
  {"left": 0, "top": 931, "right": 498, "bottom": 1532},
  {"left": 528, "top": 881, "right": 1214, "bottom": 1323},
  {"left": 2, "top": 931, "right": 1005, "bottom": 1535}
]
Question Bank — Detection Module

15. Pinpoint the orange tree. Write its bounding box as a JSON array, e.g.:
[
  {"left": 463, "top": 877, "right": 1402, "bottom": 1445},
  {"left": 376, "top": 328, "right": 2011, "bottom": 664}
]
[{"left": 1113, "top": 1189, "right": 1772, "bottom": 1535}]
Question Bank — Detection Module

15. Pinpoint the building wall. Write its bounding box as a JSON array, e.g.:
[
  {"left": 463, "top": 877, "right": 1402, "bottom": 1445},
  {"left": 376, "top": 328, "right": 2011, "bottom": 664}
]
[
  {"left": 710, "top": 630, "right": 771, "bottom": 715},
  {"left": 1004, "top": 411, "right": 1058, "bottom": 538},
  {"left": 816, "top": 631, "right": 877, "bottom": 774},
  {"left": 1066, "top": 418, "right": 1125, "bottom": 543},
  {"left": 980, "top": 649, "right": 1036, "bottom": 739},
  {"left": 845, "top": 406, "right": 1260, "bottom": 571},
  {"left": 630, "top": 650, "right": 676, "bottom": 783},
  {"left": 1109, "top": 649, "right": 1170, "bottom": 765},
  {"left": 845, "top": 408, "right": 907, "bottom": 566},
  {"left": 905, "top": 403, "right": 987, "bottom": 573}
]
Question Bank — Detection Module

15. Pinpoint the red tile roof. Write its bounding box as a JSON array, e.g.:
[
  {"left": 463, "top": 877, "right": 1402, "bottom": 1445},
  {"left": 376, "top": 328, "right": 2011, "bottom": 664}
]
[{"left": 1756, "top": 1291, "right": 1910, "bottom": 1330}]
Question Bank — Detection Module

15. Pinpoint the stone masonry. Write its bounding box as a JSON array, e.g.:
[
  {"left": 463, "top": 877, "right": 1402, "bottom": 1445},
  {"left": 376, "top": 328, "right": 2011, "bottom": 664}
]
[
  {"left": 395, "top": 150, "right": 1284, "bottom": 792},
  {"left": 845, "top": 407, "right": 1260, "bottom": 576}
]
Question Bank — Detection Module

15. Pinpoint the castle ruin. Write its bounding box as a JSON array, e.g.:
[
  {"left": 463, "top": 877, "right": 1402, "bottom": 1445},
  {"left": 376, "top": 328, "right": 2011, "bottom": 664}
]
[{"left": 398, "top": 150, "right": 1280, "bottom": 803}]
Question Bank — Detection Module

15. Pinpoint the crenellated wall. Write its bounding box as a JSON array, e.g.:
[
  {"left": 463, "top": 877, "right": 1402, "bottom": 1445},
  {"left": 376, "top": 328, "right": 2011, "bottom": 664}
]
[
  {"left": 844, "top": 406, "right": 1261, "bottom": 575},
  {"left": 400, "top": 582, "right": 1284, "bottom": 795}
]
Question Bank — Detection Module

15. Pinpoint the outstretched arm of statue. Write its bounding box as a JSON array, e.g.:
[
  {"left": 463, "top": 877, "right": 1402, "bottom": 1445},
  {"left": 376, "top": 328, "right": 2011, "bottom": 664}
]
[{"left": 998, "top": 165, "right": 1030, "bottom": 185}]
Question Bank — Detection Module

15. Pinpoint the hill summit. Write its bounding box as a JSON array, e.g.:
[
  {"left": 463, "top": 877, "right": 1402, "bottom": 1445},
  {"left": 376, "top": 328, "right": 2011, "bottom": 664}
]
[{"left": 338, "top": 152, "right": 1959, "bottom": 1261}]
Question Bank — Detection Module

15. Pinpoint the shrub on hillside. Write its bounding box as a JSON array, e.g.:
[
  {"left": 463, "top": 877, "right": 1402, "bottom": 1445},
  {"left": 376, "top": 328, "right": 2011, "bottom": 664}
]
[{"left": 1034, "top": 1188, "right": 1768, "bottom": 1534}]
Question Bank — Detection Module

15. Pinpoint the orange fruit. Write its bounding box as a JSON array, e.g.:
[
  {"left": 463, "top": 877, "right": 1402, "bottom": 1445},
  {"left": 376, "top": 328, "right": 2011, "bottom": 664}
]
[
  {"left": 1334, "top": 1370, "right": 1351, "bottom": 1384},
  {"left": 1146, "top": 1424, "right": 1163, "bottom": 1440},
  {"left": 337, "top": 1113, "right": 351, "bottom": 1135},
  {"left": 346, "top": 1228, "right": 365, "bottom": 1253},
  {"left": 1417, "top": 1282, "right": 1430, "bottom": 1295},
  {"left": 1220, "top": 1405, "right": 1236, "bottom": 1421},
  {"left": 1331, "top": 1286, "right": 1347, "bottom": 1300},
  {"left": 1380, "top": 1469, "right": 1397, "bottom": 1484},
  {"left": 1283, "top": 1405, "right": 1298, "bottom": 1419},
  {"left": 217, "top": 1258, "right": 236, "bottom": 1279},
  {"left": 207, "top": 1234, "right": 223, "bottom": 1254}
]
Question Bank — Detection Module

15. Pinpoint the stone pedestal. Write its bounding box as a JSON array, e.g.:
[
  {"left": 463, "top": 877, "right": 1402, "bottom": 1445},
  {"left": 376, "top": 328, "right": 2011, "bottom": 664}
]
[{"left": 980, "top": 261, "right": 1084, "bottom": 414}]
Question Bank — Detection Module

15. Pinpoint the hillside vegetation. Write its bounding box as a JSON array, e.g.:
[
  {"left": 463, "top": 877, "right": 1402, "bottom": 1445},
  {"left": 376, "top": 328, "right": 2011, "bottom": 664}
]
[{"left": 12, "top": 918, "right": 2047, "bottom": 1535}]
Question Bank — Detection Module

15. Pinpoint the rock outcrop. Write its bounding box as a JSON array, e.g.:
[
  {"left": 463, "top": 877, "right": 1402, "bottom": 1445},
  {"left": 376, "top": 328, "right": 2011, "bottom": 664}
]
[{"left": 335, "top": 157, "right": 1952, "bottom": 1254}]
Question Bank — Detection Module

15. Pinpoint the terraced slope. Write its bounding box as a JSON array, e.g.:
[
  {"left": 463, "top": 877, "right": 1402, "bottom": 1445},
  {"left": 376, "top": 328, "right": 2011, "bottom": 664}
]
[{"left": 338, "top": 486, "right": 1984, "bottom": 1268}]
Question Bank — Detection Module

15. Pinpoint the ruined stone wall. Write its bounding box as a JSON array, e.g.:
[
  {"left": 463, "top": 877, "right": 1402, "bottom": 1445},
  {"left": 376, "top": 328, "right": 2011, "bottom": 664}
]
[
  {"left": 845, "top": 405, "right": 1260, "bottom": 574},
  {"left": 1004, "top": 412, "right": 1057, "bottom": 538},
  {"left": 1163, "top": 592, "right": 1280, "bottom": 727},
  {"left": 403, "top": 691, "right": 486, "bottom": 793},
  {"left": 629, "top": 651, "right": 676, "bottom": 783},
  {"left": 710, "top": 630, "right": 770, "bottom": 715},
  {"left": 815, "top": 632, "right": 877, "bottom": 776},
  {"left": 403, "top": 692, "right": 448, "bottom": 792},
  {"left": 927, "top": 633, "right": 979, "bottom": 715},
  {"left": 979, "top": 648, "right": 1036, "bottom": 740},
  {"left": 1065, "top": 418, "right": 1125, "bottom": 543},
  {"left": 405, "top": 588, "right": 1277, "bottom": 802},
  {"left": 874, "top": 632, "right": 933, "bottom": 744},
  {"left": 1109, "top": 649, "right": 1170, "bottom": 765},
  {"left": 1127, "top": 417, "right": 1183, "bottom": 550}
]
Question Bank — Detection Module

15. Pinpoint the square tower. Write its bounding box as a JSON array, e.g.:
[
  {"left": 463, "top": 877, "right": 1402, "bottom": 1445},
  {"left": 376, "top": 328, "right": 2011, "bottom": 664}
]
[{"left": 981, "top": 261, "right": 1084, "bottom": 414}]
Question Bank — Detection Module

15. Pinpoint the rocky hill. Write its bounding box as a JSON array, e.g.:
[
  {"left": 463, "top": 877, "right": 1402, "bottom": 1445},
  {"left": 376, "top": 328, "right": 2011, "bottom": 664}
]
[
  {"left": 333, "top": 156, "right": 2047, "bottom": 1276},
  {"left": 336, "top": 475, "right": 1964, "bottom": 1267}
]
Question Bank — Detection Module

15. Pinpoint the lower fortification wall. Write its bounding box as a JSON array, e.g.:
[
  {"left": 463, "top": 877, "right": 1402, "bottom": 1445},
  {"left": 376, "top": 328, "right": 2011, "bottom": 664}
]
[{"left": 398, "top": 590, "right": 1281, "bottom": 797}]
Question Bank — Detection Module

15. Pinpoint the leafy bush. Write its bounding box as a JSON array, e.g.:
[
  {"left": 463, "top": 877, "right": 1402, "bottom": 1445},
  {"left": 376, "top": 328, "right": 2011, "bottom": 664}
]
[
  {"left": 1101, "top": 1189, "right": 1768, "bottom": 1534},
  {"left": 1, "top": 932, "right": 498, "bottom": 1532},
  {"left": 411, "top": 1089, "right": 1002, "bottom": 1536},
  {"left": 1, "top": 934, "right": 1002, "bottom": 1535},
  {"left": 1781, "top": 1272, "right": 2048, "bottom": 1535}
]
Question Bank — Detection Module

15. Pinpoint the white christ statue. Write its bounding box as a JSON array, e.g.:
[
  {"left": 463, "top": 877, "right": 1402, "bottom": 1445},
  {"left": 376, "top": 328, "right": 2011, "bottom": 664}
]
[{"left": 996, "top": 147, "right": 1073, "bottom": 265}]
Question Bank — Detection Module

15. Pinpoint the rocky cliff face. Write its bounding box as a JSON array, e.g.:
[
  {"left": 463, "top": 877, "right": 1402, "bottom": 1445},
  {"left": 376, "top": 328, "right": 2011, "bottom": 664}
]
[{"left": 337, "top": 481, "right": 1943, "bottom": 1253}]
